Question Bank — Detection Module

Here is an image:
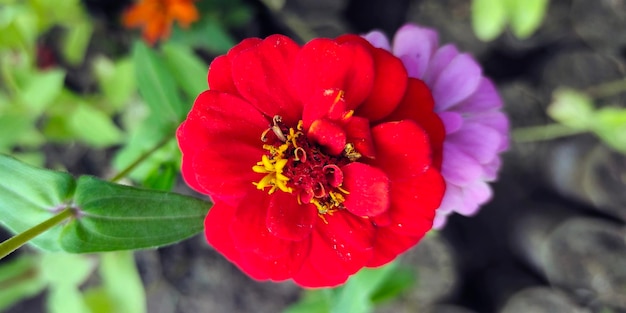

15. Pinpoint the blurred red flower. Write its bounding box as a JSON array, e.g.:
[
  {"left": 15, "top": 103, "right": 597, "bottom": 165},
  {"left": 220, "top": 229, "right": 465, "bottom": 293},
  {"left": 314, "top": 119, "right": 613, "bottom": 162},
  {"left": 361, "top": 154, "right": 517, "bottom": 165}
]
[
  {"left": 177, "top": 34, "right": 446, "bottom": 287},
  {"left": 122, "top": 0, "right": 198, "bottom": 45}
]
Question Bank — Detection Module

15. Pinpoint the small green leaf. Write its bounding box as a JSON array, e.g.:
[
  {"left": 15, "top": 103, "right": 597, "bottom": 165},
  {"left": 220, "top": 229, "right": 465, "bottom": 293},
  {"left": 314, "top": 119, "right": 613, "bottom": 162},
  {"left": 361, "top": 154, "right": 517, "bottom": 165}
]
[
  {"left": 331, "top": 263, "right": 398, "bottom": 313},
  {"left": 18, "top": 69, "right": 66, "bottom": 113},
  {"left": 40, "top": 253, "right": 95, "bottom": 287},
  {"left": 40, "top": 253, "right": 95, "bottom": 313},
  {"left": 68, "top": 103, "right": 123, "bottom": 147},
  {"left": 95, "top": 252, "right": 146, "bottom": 313},
  {"left": 547, "top": 88, "right": 595, "bottom": 130},
  {"left": 369, "top": 266, "right": 415, "bottom": 304},
  {"left": 132, "top": 41, "right": 186, "bottom": 124},
  {"left": 62, "top": 20, "right": 93, "bottom": 65},
  {"left": 0, "top": 154, "right": 76, "bottom": 251},
  {"left": 0, "top": 111, "right": 36, "bottom": 150},
  {"left": 471, "top": 0, "right": 508, "bottom": 41},
  {"left": 162, "top": 43, "right": 208, "bottom": 100},
  {"left": 170, "top": 18, "right": 236, "bottom": 54},
  {"left": 93, "top": 57, "right": 136, "bottom": 110},
  {"left": 143, "top": 161, "right": 178, "bottom": 191},
  {"left": 591, "top": 107, "right": 626, "bottom": 153},
  {"left": 0, "top": 255, "right": 46, "bottom": 311},
  {"left": 507, "top": 0, "right": 548, "bottom": 39},
  {"left": 284, "top": 290, "right": 332, "bottom": 313},
  {"left": 59, "top": 176, "right": 211, "bottom": 252},
  {"left": 47, "top": 286, "right": 92, "bottom": 313}
]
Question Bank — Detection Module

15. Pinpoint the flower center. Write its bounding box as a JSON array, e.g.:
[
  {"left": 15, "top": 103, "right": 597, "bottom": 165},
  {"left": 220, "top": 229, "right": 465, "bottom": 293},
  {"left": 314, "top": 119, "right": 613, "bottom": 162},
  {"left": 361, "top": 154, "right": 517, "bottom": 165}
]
[{"left": 253, "top": 116, "right": 358, "bottom": 216}]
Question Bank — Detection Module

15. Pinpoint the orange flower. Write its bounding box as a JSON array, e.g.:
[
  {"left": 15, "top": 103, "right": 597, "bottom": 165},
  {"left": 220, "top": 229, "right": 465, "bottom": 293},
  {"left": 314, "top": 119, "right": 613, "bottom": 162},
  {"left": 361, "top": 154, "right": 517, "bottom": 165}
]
[{"left": 123, "top": 0, "right": 199, "bottom": 45}]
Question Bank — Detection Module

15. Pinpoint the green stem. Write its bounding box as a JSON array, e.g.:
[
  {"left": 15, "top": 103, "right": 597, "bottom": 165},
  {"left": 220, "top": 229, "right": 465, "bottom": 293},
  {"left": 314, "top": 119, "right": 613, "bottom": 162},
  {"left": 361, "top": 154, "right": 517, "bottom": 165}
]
[
  {"left": 110, "top": 135, "right": 172, "bottom": 183},
  {"left": 513, "top": 123, "right": 587, "bottom": 143},
  {"left": 0, "top": 208, "right": 74, "bottom": 260},
  {"left": 585, "top": 77, "right": 626, "bottom": 99}
]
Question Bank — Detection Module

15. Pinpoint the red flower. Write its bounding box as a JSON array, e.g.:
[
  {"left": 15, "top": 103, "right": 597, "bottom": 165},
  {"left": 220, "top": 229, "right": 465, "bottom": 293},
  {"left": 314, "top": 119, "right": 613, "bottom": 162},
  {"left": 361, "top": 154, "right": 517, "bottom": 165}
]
[{"left": 177, "top": 34, "right": 446, "bottom": 287}]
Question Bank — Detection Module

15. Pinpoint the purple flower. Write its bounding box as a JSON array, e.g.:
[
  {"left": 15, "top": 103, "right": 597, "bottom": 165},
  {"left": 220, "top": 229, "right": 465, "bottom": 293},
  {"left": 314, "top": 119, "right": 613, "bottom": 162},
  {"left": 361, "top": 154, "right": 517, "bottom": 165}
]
[{"left": 364, "top": 23, "right": 509, "bottom": 228}]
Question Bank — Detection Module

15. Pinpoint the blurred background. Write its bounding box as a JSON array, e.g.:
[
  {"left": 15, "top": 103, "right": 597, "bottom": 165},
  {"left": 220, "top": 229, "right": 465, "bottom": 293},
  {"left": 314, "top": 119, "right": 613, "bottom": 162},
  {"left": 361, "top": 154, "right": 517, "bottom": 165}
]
[{"left": 1, "top": 0, "right": 626, "bottom": 312}]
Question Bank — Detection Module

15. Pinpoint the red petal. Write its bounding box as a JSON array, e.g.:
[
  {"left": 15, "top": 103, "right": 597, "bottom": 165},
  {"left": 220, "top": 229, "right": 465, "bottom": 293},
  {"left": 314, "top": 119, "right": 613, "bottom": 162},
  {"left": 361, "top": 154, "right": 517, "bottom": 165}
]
[
  {"left": 307, "top": 212, "right": 375, "bottom": 278},
  {"left": 230, "top": 35, "right": 302, "bottom": 125},
  {"left": 366, "top": 228, "right": 420, "bottom": 267},
  {"left": 204, "top": 201, "right": 241, "bottom": 264},
  {"left": 383, "top": 78, "right": 445, "bottom": 169},
  {"left": 230, "top": 190, "right": 291, "bottom": 259},
  {"left": 207, "top": 38, "right": 262, "bottom": 94},
  {"left": 356, "top": 48, "right": 408, "bottom": 121},
  {"left": 341, "top": 162, "right": 390, "bottom": 217},
  {"left": 228, "top": 37, "right": 262, "bottom": 57},
  {"left": 345, "top": 116, "right": 375, "bottom": 158},
  {"left": 388, "top": 167, "right": 443, "bottom": 236},
  {"left": 302, "top": 88, "right": 348, "bottom": 131},
  {"left": 207, "top": 55, "right": 236, "bottom": 94},
  {"left": 177, "top": 91, "right": 268, "bottom": 204},
  {"left": 307, "top": 119, "right": 347, "bottom": 156},
  {"left": 267, "top": 192, "right": 317, "bottom": 241},
  {"left": 236, "top": 239, "right": 311, "bottom": 281},
  {"left": 370, "top": 120, "right": 432, "bottom": 180},
  {"left": 293, "top": 258, "right": 349, "bottom": 287},
  {"left": 293, "top": 38, "right": 374, "bottom": 110}
]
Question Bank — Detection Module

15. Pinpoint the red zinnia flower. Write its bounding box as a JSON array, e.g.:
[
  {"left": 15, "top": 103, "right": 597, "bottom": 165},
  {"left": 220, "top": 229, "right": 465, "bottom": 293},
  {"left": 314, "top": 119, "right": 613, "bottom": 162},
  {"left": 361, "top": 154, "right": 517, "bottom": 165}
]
[
  {"left": 122, "top": 0, "right": 199, "bottom": 45},
  {"left": 177, "top": 34, "right": 446, "bottom": 287}
]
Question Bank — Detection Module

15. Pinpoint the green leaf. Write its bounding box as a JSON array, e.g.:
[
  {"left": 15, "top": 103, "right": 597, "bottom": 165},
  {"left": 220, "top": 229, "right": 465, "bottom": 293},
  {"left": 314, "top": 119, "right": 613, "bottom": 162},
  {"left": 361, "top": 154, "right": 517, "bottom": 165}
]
[
  {"left": 507, "top": 0, "right": 548, "bottom": 39},
  {"left": 93, "top": 57, "right": 136, "bottom": 110},
  {"left": 591, "top": 107, "right": 626, "bottom": 153},
  {"left": 40, "top": 253, "right": 95, "bottom": 287},
  {"left": 331, "top": 263, "right": 398, "bottom": 313},
  {"left": 68, "top": 103, "right": 123, "bottom": 147},
  {"left": 547, "top": 88, "right": 595, "bottom": 130},
  {"left": 40, "top": 253, "right": 95, "bottom": 313},
  {"left": 162, "top": 43, "right": 207, "bottom": 100},
  {"left": 143, "top": 161, "right": 178, "bottom": 191},
  {"left": 0, "top": 154, "right": 76, "bottom": 251},
  {"left": 0, "top": 111, "right": 36, "bottom": 150},
  {"left": 369, "top": 266, "right": 415, "bottom": 304},
  {"left": 170, "top": 18, "right": 236, "bottom": 54},
  {"left": 284, "top": 290, "right": 332, "bottom": 313},
  {"left": 18, "top": 69, "right": 66, "bottom": 113},
  {"left": 93, "top": 252, "right": 146, "bottom": 313},
  {"left": 59, "top": 176, "right": 211, "bottom": 252},
  {"left": 471, "top": 0, "right": 508, "bottom": 41},
  {"left": 132, "top": 41, "right": 186, "bottom": 124},
  {"left": 62, "top": 20, "right": 93, "bottom": 65},
  {"left": 0, "top": 255, "right": 47, "bottom": 311}
]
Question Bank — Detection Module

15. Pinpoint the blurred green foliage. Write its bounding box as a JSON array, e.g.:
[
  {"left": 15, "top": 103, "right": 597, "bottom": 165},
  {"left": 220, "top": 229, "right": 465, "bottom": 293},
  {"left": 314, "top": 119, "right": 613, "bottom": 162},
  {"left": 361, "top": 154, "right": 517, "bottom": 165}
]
[{"left": 471, "top": 0, "right": 549, "bottom": 41}]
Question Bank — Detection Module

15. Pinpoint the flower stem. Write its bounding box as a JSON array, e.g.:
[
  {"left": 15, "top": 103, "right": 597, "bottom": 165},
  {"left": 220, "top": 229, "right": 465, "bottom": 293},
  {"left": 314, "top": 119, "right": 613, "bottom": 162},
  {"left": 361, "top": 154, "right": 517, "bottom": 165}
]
[
  {"left": 585, "top": 77, "right": 626, "bottom": 99},
  {"left": 110, "top": 135, "right": 172, "bottom": 183},
  {"left": 512, "top": 123, "right": 587, "bottom": 143},
  {"left": 0, "top": 208, "right": 74, "bottom": 260}
]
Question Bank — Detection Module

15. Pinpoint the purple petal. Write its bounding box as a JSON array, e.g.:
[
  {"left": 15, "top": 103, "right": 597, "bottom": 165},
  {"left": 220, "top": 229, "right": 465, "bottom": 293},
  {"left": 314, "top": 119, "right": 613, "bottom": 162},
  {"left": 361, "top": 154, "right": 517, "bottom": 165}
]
[
  {"left": 441, "top": 143, "right": 483, "bottom": 186},
  {"left": 399, "top": 55, "right": 420, "bottom": 78},
  {"left": 469, "top": 112, "right": 510, "bottom": 151},
  {"left": 432, "top": 53, "right": 482, "bottom": 111},
  {"left": 392, "top": 24, "right": 439, "bottom": 79},
  {"left": 423, "top": 44, "right": 459, "bottom": 87},
  {"left": 362, "top": 30, "right": 391, "bottom": 51},
  {"left": 447, "top": 122, "right": 500, "bottom": 164},
  {"left": 438, "top": 111, "right": 464, "bottom": 135},
  {"left": 455, "top": 78, "right": 502, "bottom": 112},
  {"left": 482, "top": 157, "right": 502, "bottom": 181},
  {"left": 437, "top": 184, "right": 462, "bottom": 215},
  {"left": 432, "top": 211, "right": 450, "bottom": 229},
  {"left": 458, "top": 181, "right": 492, "bottom": 216}
]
